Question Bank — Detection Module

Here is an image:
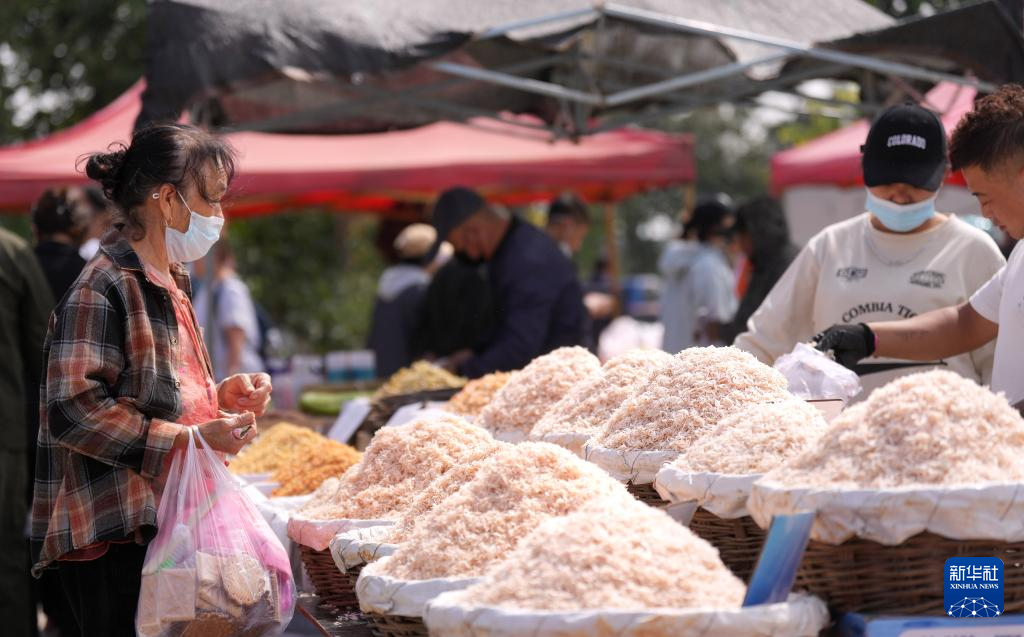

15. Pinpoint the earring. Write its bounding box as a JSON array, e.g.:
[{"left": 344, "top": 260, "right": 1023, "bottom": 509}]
[{"left": 152, "top": 193, "right": 159, "bottom": 199}]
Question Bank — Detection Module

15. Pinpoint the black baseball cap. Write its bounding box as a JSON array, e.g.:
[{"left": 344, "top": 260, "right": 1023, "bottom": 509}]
[
  {"left": 430, "top": 186, "right": 485, "bottom": 241},
  {"left": 861, "top": 103, "right": 947, "bottom": 191}
]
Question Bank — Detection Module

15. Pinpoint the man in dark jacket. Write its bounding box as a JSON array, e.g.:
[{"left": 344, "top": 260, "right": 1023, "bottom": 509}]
[
  {"left": 431, "top": 187, "right": 586, "bottom": 377},
  {"left": 722, "top": 197, "right": 799, "bottom": 344}
]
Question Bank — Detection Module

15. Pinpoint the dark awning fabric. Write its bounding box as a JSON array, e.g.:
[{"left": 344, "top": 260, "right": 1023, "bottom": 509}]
[
  {"left": 784, "top": 1, "right": 1024, "bottom": 94},
  {"left": 0, "top": 81, "right": 695, "bottom": 215},
  {"left": 139, "top": 0, "right": 893, "bottom": 133}
]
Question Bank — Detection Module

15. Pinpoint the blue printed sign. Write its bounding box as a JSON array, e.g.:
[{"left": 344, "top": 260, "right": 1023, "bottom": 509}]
[{"left": 945, "top": 557, "right": 1004, "bottom": 618}]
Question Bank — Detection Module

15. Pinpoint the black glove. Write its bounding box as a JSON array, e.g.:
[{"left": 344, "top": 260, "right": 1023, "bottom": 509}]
[{"left": 813, "top": 323, "right": 875, "bottom": 369}]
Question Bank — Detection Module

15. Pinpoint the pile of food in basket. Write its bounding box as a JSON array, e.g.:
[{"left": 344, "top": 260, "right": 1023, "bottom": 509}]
[{"left": 224, "top": 343, "right": 1024, "bottom": 636}]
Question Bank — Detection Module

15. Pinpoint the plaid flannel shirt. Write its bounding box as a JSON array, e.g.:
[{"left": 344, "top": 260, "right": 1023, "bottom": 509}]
[{"left": 31, "top": 230, "right": 213, "bottom": 576}]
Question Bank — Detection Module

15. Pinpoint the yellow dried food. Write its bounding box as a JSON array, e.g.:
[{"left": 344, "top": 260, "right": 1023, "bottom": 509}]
[
  {"left": 373, "top": 361, "right": 466, "bottom": 400},
  {"left": 228, "top": 423, "right": 326, "bottom": 475},
  {"left": 271, "top": 440, "right": 362, "bottom": 496},
  {"left": 447, "top": 372, "right": 513, "bottom": 418}
]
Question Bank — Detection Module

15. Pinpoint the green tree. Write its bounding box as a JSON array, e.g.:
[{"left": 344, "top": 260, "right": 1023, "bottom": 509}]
[
  {"left": 612, "top": 104, "right": 778, "bottom": 275},
  {"left": 0, "top": 0, "right": 145, "bottom": 144},
  {"left": 227, "top": 211, "right": 385, "bottom": 353}
]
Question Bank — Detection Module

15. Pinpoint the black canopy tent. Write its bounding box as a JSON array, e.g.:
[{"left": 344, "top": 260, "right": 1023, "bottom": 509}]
[
  {"left": 780, "top": 0, "right": 1024, "bottom": 115},
  {"left": 139, "top": 0, "right": 1024, "bottom": 138}
]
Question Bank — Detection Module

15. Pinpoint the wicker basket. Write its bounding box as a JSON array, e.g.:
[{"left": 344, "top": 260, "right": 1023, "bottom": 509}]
[
  {"left": 795, "top": 532, "right": 1024, "bottom": 615},
  {"left": 299, "top": 545, "right": 365, "bottom": 611},
  {"left": 688, "top": 509, "right": 765, "bottom": 582},
  {"left": 627, "top": 481, "right": 668, "bottom": 508},
  {"left": 362, "top": 388, "right": 462, "bottom": 435},
  {"left": 367, "top": 612, "right": 430, "bottom": 637}
]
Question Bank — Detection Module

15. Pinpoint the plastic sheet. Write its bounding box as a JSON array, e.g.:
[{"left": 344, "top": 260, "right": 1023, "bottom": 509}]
[
  {"left": 774, "top": 343, "right": 861, "bottom": 402},
  {"left": 654, "top": 467, "right": 761, "bottom": 519},
  {"left": 330, "top": 525, "right": 398, "bottom": 570},
  {"left": 356, "top": 556, "right": 479, "bottom": 617},
  {"left": 286, "top": 515, "right": 393, "bottom": 552},
  {"left": 749, "top": 479, "right": 1024, "bottom": 545},
  {"left": 584, "top": 442, "right": 679, "bottom": 485}
]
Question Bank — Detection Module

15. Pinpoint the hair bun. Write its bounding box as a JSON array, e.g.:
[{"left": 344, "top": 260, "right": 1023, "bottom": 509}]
[{"left": 84, "top": 145, "right": 128, "bottom": 199}]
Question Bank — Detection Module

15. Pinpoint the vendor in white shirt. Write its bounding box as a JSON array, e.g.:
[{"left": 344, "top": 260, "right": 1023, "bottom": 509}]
[
  {"left": 817, "top": 85, "right": 1024, "bottom": 410},
  {"left": 735, "top": 102, "right": 1005, "bottom": 398}
]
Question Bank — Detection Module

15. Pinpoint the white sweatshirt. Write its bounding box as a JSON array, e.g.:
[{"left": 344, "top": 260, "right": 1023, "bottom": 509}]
[
  {"left": 735, "top": 213, "right": 1005, "bottom": 398},
  {"left": 659, "top": 241, "right": 737, "bottom": 353}
]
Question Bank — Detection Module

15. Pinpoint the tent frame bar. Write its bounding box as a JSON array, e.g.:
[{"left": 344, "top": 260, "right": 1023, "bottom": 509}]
[
  {"left": 421, "top": 3, "right": 996, "bottom": 122},
  {"left": 221, "top": 5, "right": 996, "bottom": 139},
  {"left": 602, "top": 3, "right": 998, "bottom": 91}
]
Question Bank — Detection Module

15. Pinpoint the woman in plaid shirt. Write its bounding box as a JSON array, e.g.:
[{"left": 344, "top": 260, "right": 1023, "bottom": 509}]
[{"left": 30, "top": 123, "right": 272, "bottom": 636}]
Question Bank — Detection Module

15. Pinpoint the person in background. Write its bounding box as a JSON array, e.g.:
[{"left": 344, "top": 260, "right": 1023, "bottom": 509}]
[
  {"left": 430, "top": 187, "right": 586, "bottom": 377},
  {"left": 367, "top": 223, "right": 439, "bottom": 378},
  {"left": 72, "top": 186, "right": 113, "bottom": 262},
  {"left": 192, "top": 238, "right": 266, "bottom": 382},
  {"left": 31, "top": 188, "right": 89, "bottom": 303},
  {"left": 659, "top": 198, "right": 738, "bottom": 353},
  {"left": 0, "top": 227, "right": 53, "bottom": 637},
  {"left": 32, "top": 123, "right": 269, "bottom": 637},
  {"left": 545, "top": 191, "right": 591, "bottom": 258},
  {"left": 721, "top": 197, "right": 799, "bottom": 344},
  {"left": 545, "top": 191, "right": 617, "bottom": 351},
  {"left": 735, "top": 102, "right": 1005, "bottom": 397}
]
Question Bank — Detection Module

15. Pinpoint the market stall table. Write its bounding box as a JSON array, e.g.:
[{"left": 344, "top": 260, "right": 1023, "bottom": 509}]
[{"left": 296, "top": 594, "right": 375, "bottom": 637}]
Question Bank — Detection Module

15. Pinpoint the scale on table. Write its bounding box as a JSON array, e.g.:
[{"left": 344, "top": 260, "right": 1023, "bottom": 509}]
[{"left": 742, "top": 514, "right": 1024, "bottom": 637}]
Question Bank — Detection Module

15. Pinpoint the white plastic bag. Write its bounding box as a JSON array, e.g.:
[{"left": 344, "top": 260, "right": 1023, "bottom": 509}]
[
  {"left": 137, "top": 429, "right": 296, "bottom": 637},
  {"left": 774, "top": 343, "right": 861, "bottom": 402}
]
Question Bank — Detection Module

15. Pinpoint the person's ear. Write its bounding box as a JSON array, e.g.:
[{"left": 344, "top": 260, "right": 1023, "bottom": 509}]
[{"left": 155, "top": 183, "right": 185, "bottom": 228}]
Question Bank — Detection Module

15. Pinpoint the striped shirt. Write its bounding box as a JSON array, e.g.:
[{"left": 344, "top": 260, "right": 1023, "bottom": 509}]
[{"left": 31, "top": 230, "right": 213, "bottom": 576}]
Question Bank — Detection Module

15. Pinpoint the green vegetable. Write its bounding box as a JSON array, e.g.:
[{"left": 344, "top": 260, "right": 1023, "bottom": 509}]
[{"left": 299, "top": 390, "right": 368, "bottom": 416}]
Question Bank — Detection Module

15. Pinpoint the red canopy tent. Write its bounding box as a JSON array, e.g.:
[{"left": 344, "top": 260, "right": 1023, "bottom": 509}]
[
  {"left": 770, "top": 82, "right": 975, "bottom": 194},
  {"left": 0, "top": 81, "right": 694, "bottom": 216}
]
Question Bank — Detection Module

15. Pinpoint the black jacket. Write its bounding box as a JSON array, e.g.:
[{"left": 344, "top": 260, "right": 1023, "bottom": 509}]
[
  {"left": 462, "top": 218, "right": 586, "bottom": 377},
  {"left": 34, "top": 241, "right": 86, "bottom": 305},
  {"left": 415, "top": 260, "right": 496, "bottom": 360},
  {"left": 722, "top": 209, "right": 798, "bottom": 344}
]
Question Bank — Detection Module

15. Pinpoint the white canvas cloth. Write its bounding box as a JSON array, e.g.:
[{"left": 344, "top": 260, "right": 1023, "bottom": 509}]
[{"left": 423, "top": 592, "right": 828, "bottom": 637}]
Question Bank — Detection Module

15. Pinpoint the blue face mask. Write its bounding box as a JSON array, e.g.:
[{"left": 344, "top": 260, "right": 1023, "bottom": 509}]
[{"left": 865, "top": 189, "right": 938, "bottom": 233}]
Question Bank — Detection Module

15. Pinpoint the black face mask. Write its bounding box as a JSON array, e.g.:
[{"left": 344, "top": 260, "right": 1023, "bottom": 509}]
[{"left": 454, "top": 251, "right": 485, "bottom": 267}]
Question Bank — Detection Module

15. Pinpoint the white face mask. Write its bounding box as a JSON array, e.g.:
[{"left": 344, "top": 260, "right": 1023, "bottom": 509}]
[{"left": 165, "top": 190, "right": 224, "bottom": 263}]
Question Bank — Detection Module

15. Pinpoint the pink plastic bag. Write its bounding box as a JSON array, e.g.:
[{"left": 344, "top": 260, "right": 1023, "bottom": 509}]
[{"left": 137, "top": 428, "right": 295, "bottom": 637}]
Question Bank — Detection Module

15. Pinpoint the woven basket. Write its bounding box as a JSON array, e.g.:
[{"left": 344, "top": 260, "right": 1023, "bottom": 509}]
[
  {"left": 362, "top": 388, "right": 462, "bottom": 435},
  {"left": 367, "top": 612, "right": 430, "bottom": 637},
  {"left": 627, "top": 481, "right": 669, "bottom": 508},
  {"left": 299, "top": 545, "right": 364, "bottom": 611},
  {"left": 795, "top": 532, "right": 1024, "bottom": 615},
  {"left": 688, "top": 509, "right": 765, "bottom": 582}
]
